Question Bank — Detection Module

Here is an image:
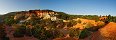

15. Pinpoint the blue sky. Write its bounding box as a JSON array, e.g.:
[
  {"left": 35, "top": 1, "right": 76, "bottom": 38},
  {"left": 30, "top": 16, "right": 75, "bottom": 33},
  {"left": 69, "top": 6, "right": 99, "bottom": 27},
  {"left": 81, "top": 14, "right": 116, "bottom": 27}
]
[{"left": 0, "top": 0, "right": 116, "bottom": 16}]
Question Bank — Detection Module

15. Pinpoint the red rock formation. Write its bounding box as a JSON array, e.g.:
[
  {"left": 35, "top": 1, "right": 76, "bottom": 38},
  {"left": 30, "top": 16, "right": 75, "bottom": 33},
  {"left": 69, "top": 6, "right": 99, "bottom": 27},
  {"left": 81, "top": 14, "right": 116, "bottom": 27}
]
[{"left": 29, "top": 10, "right": 56, "bottom": 18}]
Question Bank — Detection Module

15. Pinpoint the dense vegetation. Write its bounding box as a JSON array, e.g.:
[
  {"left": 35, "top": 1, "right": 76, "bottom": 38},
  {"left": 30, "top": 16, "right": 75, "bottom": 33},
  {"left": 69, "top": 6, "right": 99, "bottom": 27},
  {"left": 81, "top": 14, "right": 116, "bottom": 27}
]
[{"left": 0, "top": 23, "right": 9, "bottom": 40}]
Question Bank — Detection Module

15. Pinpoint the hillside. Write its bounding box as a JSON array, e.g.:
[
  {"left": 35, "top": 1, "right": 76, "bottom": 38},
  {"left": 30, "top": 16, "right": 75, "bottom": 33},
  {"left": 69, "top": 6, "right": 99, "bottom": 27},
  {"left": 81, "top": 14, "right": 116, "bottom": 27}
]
[
  {"left": 0, "top": 9, "right": 116, "bottom": 40},
  {"left": 80, "top": 22, "right": 116, "bottom": 40},
  {"left": 99, "top": 22, "right": 116, "bottom": 40}
]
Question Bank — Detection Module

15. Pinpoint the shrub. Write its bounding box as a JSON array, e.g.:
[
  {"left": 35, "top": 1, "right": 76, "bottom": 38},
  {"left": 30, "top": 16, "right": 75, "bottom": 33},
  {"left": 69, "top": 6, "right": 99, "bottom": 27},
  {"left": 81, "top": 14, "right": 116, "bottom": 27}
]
[
  {"left": 77, "top": 19, "right": 81, "bottom": 23},
  {"left": 4, "top": 17, "right": 15, "bottom": 25},
  {"left": 0, "top": 24, "right": 9, "bottom": 40},
  {"left": 13, "top": 25, "right": 26, "bottom": 37},
  {"left": 31, "top": 25, "right": 47, "bottom": 40},
  {"left": 31, "top": 25, "right": 64, "bottom": 40},
  {"left": 45, "top": 29, "right": 64, "bottom": 39},
  {"left": 84, "top": 22, "right": 94, "bottom": 29},
  {"left": 97, "top": 21, "right": 105, "bottom": 27},
  {"left": 79, "top": 29, "right": 91, "bottom": 39},
  {"left": 69, "top": 28, "right": 80, "bottom": 38},
  {"left": 86, "top": 21, "right": 105, "bottom": 32},
  {"left": 25, "top": 27, "right": 32, "bottom": 36},
  {"left": 67, "top": 20, "right": 77, "bottom": 27}
]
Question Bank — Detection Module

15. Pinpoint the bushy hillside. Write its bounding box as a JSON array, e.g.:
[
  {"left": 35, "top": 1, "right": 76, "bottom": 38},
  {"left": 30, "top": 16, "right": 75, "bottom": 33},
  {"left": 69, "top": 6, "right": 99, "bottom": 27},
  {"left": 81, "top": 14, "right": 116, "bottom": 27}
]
[{"left": 0, "top": 9, "right": 116, "bottom": 40}]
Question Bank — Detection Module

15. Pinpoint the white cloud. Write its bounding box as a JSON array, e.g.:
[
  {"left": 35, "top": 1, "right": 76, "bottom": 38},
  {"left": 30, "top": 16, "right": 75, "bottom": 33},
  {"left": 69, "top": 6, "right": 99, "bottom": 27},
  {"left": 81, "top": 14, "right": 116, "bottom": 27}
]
[{"left": 0, "top": 0, "right": 14, "bottom": 14}]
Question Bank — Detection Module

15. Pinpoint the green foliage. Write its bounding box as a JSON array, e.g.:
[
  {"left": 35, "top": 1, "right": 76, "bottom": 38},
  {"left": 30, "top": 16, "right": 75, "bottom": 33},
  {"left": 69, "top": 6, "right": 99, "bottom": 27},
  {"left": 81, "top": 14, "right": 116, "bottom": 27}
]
[
  {"left": 84, "top": 22, "right": 94, "bottom": 29},
  {"left": 31, "top": 27, "right": 41, "bottom": 38},
  {"left": 69, "top": 28, "right": 80, "bottom": 38},
  {"left": 31, "top": 25, "right": 64, "bottom": 40},
  {"left": 79, "top": 29, "right": 91, "bottom": 39},
  {"left": 86, "top": 15, "right": 99, "bottom": 21},
  {"left": 0, "top": 24, "right": 9, "bottom": 40},
  {"left": 69, "top": 28, "right": 91, "bottom": 39},
  {"left": 13, "top": 25, "right": 26, "bottom": 37},
  {"left": 4, "top": 17, "right": 15, "bottom": 25},
  {"left": 44, "top": 29, "right": 64, "bottom": 39},
  {"left": 86, "top": 21, "right": 105, "bottom": 32},
  {"left": 0, "top": 24, "right": 6, "bottom": 38},
  {"left": 68, "top": 15, "right": 79, "bottom": 20},
  {"left": 65, "top": 15, "right": 98, "bottom": 20},
  {"left": 67, "top": 20, "right": 77, "bottom": 27},
  {"left": 3, "top": 10, "right": 116, "bottom": 40},
  {"left": 1, "top": 37, "right": 9, "bottom": 40},
  {"left": 56, "top": 20, "right": 65, "bottom": 28},
  {"left": 31, "top": 25, "right": 47, "bottom": 40},
  {"left": 56, "top": 12, "right": 69, "bottom": 20},
  {"left": 106, "top": 14, "right": 116, "bottom": 22},
  {"left": 25, "top": 27, "right": 32, "bottom": 36}
]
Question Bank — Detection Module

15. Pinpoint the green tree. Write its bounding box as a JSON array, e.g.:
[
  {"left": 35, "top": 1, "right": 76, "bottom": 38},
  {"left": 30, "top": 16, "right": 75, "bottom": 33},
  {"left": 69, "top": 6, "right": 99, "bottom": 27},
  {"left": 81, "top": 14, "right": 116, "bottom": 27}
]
[
  {"left": 56, "top": 12, "right": 69, "bottom": 20},
  {"left": 4, "top": 18, "right": 13, "bottom": 24},
  {"left": 79, "top": 29, "right": 91, "bottom": 39}
]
